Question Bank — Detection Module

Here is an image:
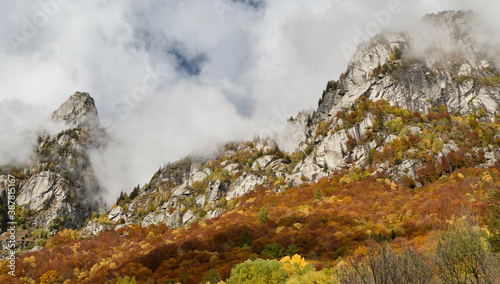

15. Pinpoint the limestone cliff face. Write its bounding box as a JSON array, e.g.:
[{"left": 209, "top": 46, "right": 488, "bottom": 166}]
[
  {"left": 109, "top": 139, "right": 278, "bottom": 230},
  {"left": 51, "top": 92, "right": 100, "bottom": 129},
  {"left": 3, "top": 11, "right": 499, "bottom": 243},
  {"left": 316, "top": 11, "right": 500, "bottom": 124},
  {"left": 0, "top": 92, "right": 105, "bottom": 233},
  {"left": 90, "top": 11, "right": 500, "bottom": 231},
  {"left": 283, "top": 10, "right": 500, "bottom": 185}
]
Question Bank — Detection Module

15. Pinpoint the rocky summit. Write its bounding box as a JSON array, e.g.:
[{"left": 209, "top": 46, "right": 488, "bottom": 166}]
[
  {"left": 77, "top": 11, "right": 500, "bottom": 234},
  {"left": 51, "top": 91, "right": 100, "bottom": 129},
  {"left": 316, "top": 10, "right": 499, "bottom": 124},
  {"left": 0, "top": 91, "right": 106, "bottom": 253},
  {"left": 1, "top": 10, "right": 500, "bottom": 284}
]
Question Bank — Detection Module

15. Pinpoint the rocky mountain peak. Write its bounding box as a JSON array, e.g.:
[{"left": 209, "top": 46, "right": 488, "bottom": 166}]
[
  {"left": 314, "top": 10, "right": 499, "bottom": 125},
  {"left": 422, "top": 10, "right": 475, "bottom": 37},
  {"left": 52, "top": 91, "right": 100, "bottom": 128},
  {"left": 0, "top": 92, "right": 106, "bottom": 236}
]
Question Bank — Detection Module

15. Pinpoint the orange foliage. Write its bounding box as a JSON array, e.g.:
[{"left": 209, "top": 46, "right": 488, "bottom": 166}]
[{"left": 4, "top": 167, "right": 499, "bottom": 283}]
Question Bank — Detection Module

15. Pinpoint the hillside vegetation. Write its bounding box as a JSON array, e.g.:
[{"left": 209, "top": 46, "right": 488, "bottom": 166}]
[
  {"left": 2, "top": 10, "right": 500, "bottom": 284},
  {"left": 2, "top": 100, "right": 500, "bottom": 283}
]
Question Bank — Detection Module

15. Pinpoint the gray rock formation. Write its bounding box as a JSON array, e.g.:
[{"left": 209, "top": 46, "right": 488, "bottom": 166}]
[
  {"left": 52, "top": 92, "right": 100, "bottom": 129},
  {"left": 182, "top": 210, "right": 196, "bottom": 224},
  {"left": 292, "top": 114, "right": 374, "bottom": 182},
  {"left": 0, "top": 92, "right": 106, "bottom": 232},
  {"left": 226, "top": 174, "right": 266, "bottom": 200},
  {"left": 207, "top": 179, "right": 226, "bottom": 204},
  {"left": 190, "top": 172, "right": 208, "bottom": 184},
  {"left": 141, "top": 211, "right": 166, "bottom": 228},
  {"left": 315, "top": 11, "right": 500, "bottom": 124},
  {"left": 17, "top": 171, "right": 65, "bottom": 211},
  {"left": 108, "top": 206, "right": 126, "bottom": 222},
  {"left": 53, "top": 10, "right": 500, "bottom": 236},
  {"left": 81, "top": 220, "right": 107, "bottom": 237},
  {"left": 171, "top": 183, "right": 192, "bottom": 198},
  {"left": 206, "top": 209, "right": 221, "bottom": 219},
  {"left": 251, "top": 155, "right": 274, "bottom": 171},
  {"left": 223, "top": 163, "right": 239, "bottom": 173}
]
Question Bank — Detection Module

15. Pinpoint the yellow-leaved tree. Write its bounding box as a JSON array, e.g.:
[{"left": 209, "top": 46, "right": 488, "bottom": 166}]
[{"left": 280, "top": 254, "right": 334, "bottom": 284}]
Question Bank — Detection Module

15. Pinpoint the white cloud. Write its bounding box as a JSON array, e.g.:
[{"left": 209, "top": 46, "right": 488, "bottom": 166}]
[{"left": 1, "top": 0, "right": 498, "bottom": 204}]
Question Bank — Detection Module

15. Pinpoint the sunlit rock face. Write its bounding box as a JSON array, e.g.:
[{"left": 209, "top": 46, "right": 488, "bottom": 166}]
[
  {"left": 3, "top": 11, "right": 500, "bottom": 238},
  {"left": 316, "top": 11, "right": 500, "bottom": 124},
  {"left": 52, "top": 91, "right": 101, "bottom": 129},
  {"left": 0, "top": 92, "right": 106, "bottom": 231}
]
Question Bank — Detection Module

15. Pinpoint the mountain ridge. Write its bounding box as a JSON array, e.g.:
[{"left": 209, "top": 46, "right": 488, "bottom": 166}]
[
  {"left": 73, "top": 11, "right": 500, "bottom": 233},
  {"left": 1, "top": 10, "right": 500, "bottom": 283},
  {"left": 51, "top": 91, "right": 101, "bottom": 129},
  {"left": 2, "top": 9, "right": 499, "bottom": 237}
]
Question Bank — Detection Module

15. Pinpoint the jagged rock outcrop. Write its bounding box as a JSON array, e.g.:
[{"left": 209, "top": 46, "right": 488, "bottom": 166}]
[
  {"left": 293, "top": 114, "right": 376, "bottom": 181},
  {"left": 52, "top": 92, "right": 100, "bottom": 129},
  {"left": 16, "top": 171, "right": 65, "bottom": 211},
  {"left": 252, "top": 155, "right": 275, "bottom": 171},
  {"left": 0, "top": 92, "right": 106, "bottom": 232},
  {"left": 223, "top": 163, "right": 239, "bottom": 173},
  {"left": 109, "top": 140, "right": 281, "bottom": 228},
  {"left": 80, "top": 220, "right": 107, "bottom": 237},
  {"left": 14, "top": 170, "right": 96, "bottom": 229},
  {"left": 141, "top": 206, "right": 182, "bottom": 228},
  {"left": 315, "top": 11, "right": 500, "bottom": 124},
  {"left": 226, "top": 173, "right": 266, "bottom": 200},
  {"left": 66, "top": 11, "right": 500, "bottom": 235},
  {"left": 287, "top": 10, "right": 500, "bottom": 184},
  {"left": 108, "top": 206, "right": 126, "bottom": 222},
  {"left": 207, "top": 179, "right": 226, "bottom": 204}
]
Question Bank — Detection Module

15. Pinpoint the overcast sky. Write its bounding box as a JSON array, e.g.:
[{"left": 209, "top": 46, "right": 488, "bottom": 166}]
[{"left": 0, "top": 0, "right": 497, "bottom": 204}]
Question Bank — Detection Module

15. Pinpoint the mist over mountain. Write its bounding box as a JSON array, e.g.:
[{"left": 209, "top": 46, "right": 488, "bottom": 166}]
[
  {"left": 2, "top": 1, "right": 500, "bottom": 204},
  {"left": 1, "top": 2, "right": 500, "bottom": 283},
  {"left": 0, "top": 6, "right": 498, "bottom": 232}
]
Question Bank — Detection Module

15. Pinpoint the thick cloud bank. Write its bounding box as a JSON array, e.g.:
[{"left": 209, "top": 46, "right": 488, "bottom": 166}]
[{"left": 1, "top": 0, "right": 498, "bottom": 204}]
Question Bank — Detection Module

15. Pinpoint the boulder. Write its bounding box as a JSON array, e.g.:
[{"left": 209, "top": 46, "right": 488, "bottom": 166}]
[
  {"left": 182, "top": 210, "right": 196, "bottom": 224},
  {"left": 223, "top": 163, "right": 239, "bottom": 173},
  {"left": 191, "top": 172, "right": 207, "bottom": 183},
  {"left": 171, "top": 183, "right": 192, "bottom": 197},
  {"left": 165, "top": 209, "right": 181, "bottom": 228},
  {"left": 108, "top": 206, "right": 126, "bottom": 222},
  {"left": 206, "top": 179, "right": 226, "bottom": 204},
  {"left": 206, "top": 209, "right": 221, "bottom": 219},
  {"left": 226, "top": 174, "right": 266, "bottom": 200},
  {"left": 17, "top": 171, "right": 66, "bottom": 212},
  {"left": 141, "top": 212, "right": 164, "bottom": 227},
  {"left": 251, "top": 155, "right": 274, "bottom": 171},
  {"left": 81, "top": 220, "right": 106, "bottom": 236},
  {"left": 195, "top": 194, "right": 205, "bottom": 207},
  {"left": 52, "top": 91, "right": 100, "bottom": 128}
]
